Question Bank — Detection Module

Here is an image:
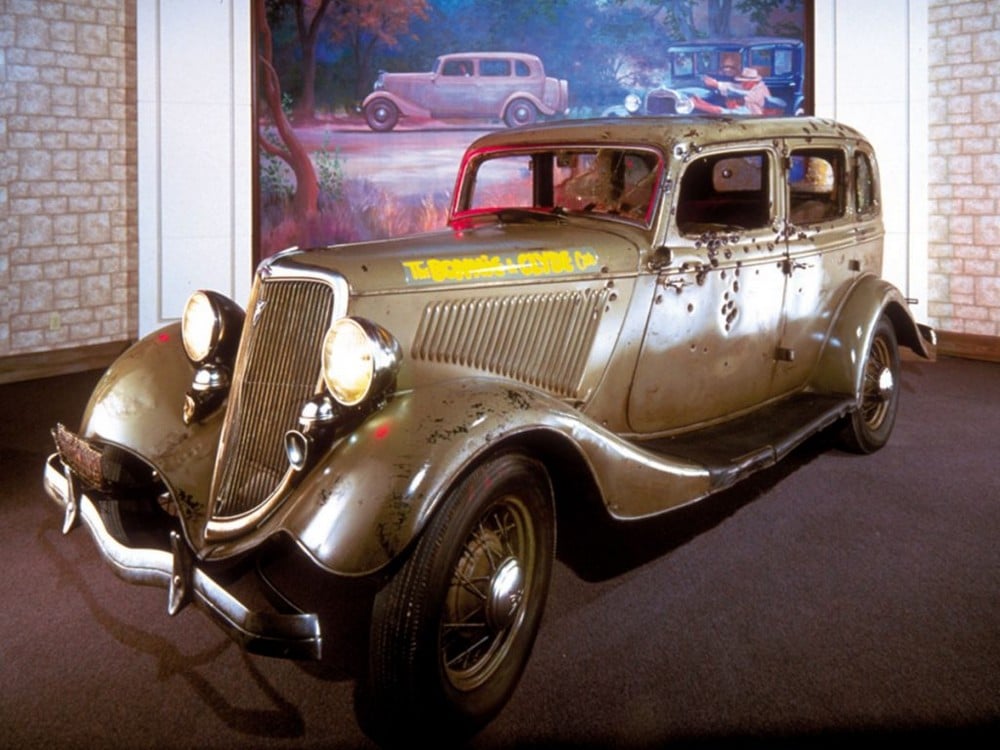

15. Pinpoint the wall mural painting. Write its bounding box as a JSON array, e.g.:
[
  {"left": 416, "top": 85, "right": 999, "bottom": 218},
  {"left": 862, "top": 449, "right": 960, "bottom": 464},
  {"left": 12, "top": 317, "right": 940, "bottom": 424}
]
[{"left": 254, "top": 0, "right": 812, "bottom": 263}]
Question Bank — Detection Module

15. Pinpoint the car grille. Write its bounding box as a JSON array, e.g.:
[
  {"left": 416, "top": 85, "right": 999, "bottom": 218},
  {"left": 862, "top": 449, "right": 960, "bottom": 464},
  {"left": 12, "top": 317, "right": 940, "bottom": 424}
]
[
  {"left": 646, "top": 92, "right": 679, "bottom": 116},
  {"left": 412, "top": 288, "right": 609, "bottom": 398},
  {"left": 209, "top": 277, "right": 335, "bottom": 521}
]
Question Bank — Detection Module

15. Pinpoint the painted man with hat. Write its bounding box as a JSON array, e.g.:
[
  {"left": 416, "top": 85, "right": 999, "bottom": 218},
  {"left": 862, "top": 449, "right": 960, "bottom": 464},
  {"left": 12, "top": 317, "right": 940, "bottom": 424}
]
[{"left": 692, "top": 66, "right": 772, "bottom": 116}]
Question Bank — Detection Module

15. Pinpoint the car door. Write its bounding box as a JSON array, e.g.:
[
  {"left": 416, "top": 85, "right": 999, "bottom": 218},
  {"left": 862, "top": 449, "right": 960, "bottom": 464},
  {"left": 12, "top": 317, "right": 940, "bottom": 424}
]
[
  {"left": 628, "top": 146, "right": 785, "bottom": 433},
  {"left": 771, "top": 140, "right": 880, "bottom": 397},
  {"left": 428, "top": 57, "right": 479, "bottom": 117}
]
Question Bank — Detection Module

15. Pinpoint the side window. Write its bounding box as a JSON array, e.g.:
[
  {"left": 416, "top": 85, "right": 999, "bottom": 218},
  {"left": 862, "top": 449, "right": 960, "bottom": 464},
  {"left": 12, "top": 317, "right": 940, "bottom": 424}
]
[
  {"left": 749, "top": 47, "right": 774, "bottom": 77},
  {"left": 787, "top": 149, "right": 845, "bottom": 224},
  {"left": 515, "top": 60, "right": 530, "bottom": 77},
  {"left": 481, "top": 59, "right": 510, "bottom": 77},
  {"left": 855, "top": 151, "right": 878, "bottom": 217},
  {"left": 676, "top": 150, "right": 771, "bottom": 233},
  {"left": 442, "top": 59, "right": 473, "bottom": 77},
  {"left": 773, "top": 48, "right": 794, "bottom": 76}
]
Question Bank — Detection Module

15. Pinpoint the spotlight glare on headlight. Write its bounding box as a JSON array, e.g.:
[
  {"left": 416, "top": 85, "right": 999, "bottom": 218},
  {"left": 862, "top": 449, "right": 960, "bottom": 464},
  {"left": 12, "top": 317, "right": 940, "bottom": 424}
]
[{"left": 181, "top": 291, "right": 218, "bottom": 363}]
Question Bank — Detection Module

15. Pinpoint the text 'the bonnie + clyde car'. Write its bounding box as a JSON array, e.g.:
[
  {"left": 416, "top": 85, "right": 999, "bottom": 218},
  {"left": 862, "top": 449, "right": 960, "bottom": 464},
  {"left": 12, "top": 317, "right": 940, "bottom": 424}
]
[
  {"left": 361, "top": 51, "right": 570, "bottom": 131},
  {"left": 606, "top": 37, "right": 806, "bottom": 118},
  {"left": 45, "top": 116, "right": 934, "bottom": 746}
]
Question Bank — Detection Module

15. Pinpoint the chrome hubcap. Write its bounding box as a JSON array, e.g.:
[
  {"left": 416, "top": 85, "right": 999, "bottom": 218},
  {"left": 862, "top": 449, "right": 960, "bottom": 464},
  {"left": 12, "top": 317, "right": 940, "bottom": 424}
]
[{"left": 486, "top": 556, "right": 524, "bottom": 631}]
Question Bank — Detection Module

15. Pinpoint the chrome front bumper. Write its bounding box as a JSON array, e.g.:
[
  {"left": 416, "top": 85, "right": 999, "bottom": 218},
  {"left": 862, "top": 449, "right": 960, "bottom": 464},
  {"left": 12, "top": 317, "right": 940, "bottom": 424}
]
[{"left": 43, "top": 453, "right": 321, "bottom": 660}]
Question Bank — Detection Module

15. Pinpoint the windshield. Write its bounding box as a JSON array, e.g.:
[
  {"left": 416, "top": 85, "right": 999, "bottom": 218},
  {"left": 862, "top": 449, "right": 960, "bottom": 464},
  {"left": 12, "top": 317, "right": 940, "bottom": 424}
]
[{"left": 457, "top": 147, "right": 662, "bottom": 224}]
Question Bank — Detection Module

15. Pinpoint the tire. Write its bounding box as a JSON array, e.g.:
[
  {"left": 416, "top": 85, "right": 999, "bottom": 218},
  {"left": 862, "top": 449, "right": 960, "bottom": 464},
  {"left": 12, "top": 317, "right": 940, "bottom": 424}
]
[
  {"left": 839, "top": 314, "right": 900, "bottom": 454},
  {"left": 365, "top": 452, "right": 555, "bottom": 745},
  {"left": 364, "top": 97, "right": 399, "bottom": 132},
  {"left": 504, "top": 98, "right": 538, "bottom": 128}
]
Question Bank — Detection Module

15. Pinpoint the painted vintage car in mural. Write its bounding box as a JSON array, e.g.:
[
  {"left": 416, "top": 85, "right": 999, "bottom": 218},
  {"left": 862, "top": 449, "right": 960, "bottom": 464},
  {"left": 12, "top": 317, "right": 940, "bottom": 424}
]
[
  {"left": 606, "top": 37, "right": 806, "bottom": 118},
  {"left": 361, "top": 51, "right": 570, "bottom": 131},
  {"left": 45, "top": 116, "right": 933, "bottom": 746}
]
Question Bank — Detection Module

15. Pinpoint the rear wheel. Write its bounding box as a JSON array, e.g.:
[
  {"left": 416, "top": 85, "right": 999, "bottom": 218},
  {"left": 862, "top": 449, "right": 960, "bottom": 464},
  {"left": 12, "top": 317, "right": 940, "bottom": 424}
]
[
  {"left": 839, "top": 314, "right": 900, "bottom": 453},
  {"left": 365, "top": 453, "right": 554, "bottom": 745},
  {"left": 504, "top": 98, "right": 538, "bottom": 127}
]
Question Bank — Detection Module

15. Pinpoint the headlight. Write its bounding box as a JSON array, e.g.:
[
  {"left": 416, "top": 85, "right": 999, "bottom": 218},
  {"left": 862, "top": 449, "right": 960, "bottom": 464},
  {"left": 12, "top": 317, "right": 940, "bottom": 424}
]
[
  {"left": 321, "top": 317, "right": 402, "bottom": 407},
  {"left": 624, "top": 93, "right": 642, "bottom": 114},
  {"left": 674, "top": 92, "right": 695, "bottom": 115},
  {"left": 181, "top": 290, "right": 244, "bottom": 365}
]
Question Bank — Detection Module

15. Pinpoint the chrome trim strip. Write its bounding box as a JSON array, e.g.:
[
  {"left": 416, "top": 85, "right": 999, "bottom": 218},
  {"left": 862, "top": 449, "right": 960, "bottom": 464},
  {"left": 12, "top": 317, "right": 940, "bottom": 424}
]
[{"left": 44, "top": 454, "right": 321, "bottom": 660}]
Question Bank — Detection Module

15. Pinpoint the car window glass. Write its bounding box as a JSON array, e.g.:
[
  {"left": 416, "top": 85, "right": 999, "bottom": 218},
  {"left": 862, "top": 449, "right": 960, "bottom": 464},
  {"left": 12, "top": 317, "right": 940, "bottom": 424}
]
[
  {"left": 555, "top": 150, "right": 659, "bottom": 220},
  {"left": 465, "top": 149, "right": 660, "bottom": 222},
  {"left": 442, "top": 60, "right": 473, "bottom": 76},
  {"left": 672, "top": 53, "right": 694, "bottom": 77},
  {"left": 788, "top": 149, "right": 845, "bottom": 223},
  {"left": 749, "top": 48, "right": 773, "bottom": 77},
  {"left": 468, "top": 154, "right": 535, "bottom": 210},
  {"left": 481, "top": 59, "right": 511, "bottom": 77},
  {"left": 515, "top": 60, "right": 530, "bottom": 77},
  {"left": 855, "top": 152, "right": 877, "bottom": 216},
  {"left": 676, "top": 151, "right": 771, "bottom": 233},
  {"left": 773, "top": 48, "right": 794, "bottom": 76}
]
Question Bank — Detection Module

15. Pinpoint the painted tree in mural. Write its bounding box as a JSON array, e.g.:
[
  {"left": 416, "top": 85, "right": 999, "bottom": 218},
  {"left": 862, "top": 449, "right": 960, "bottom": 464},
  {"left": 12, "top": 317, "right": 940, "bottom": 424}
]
[
  {"left": 326, "top": 0, "right": 431, "bottom": 104},
  {"left": 257, "top": 0, "right": 319, "bottom": 222}
]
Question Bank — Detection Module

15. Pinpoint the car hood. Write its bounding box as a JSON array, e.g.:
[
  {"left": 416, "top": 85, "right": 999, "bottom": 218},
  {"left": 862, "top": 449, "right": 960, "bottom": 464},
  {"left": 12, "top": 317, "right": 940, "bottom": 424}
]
[{"left": 262, "top": 216, "right": 645, "bottom": 295}]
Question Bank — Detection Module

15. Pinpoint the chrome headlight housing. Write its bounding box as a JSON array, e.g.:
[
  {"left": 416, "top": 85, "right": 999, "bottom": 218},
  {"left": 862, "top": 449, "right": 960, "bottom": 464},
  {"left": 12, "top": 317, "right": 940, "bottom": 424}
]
[
  {"left": 624, "top": 93, "right": 642, "bottom": 115},
  {"left": 181, "top": 290, "right": 244, "bottom": 365},
  {"left": 321, "top": 317, "right": 402, "bottom": 407},
  {"left": 673, "top": 90, "right": 695, "bottom": 115}
]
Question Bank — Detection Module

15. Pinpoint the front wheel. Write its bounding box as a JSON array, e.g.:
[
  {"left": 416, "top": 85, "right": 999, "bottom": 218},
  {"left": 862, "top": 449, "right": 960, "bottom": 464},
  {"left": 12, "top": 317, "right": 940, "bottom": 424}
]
[
  {"left": 504, "top": 98, "right": 538, "bottom": 127},
  {"left": 365, "top": 453, "right": 555, "bottom": 745},
  {"left": 364, "top": 97, "right": 399, "bottom": 132},
  {"left": 839, "top": 314, "right": 900, "bottom": 453}
]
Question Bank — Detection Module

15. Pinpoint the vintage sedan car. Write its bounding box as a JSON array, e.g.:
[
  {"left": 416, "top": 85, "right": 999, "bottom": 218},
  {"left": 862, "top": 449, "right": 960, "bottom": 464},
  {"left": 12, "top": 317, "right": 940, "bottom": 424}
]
[
  {"left": 606, "top": 36, "right": 806, "bottom": 118},
  {"left": 361, "top": 51, "right": 569, "bottom": 131},
  {"left": 45, "top": 116, "right": 933, "bottom": 746}
]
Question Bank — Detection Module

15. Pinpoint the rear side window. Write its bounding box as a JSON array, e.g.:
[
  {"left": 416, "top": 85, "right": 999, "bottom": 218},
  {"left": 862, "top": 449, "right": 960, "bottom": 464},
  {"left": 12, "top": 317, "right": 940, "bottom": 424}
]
[
  {"left": 855, "top": 152, "right": 878, "bottom": 217},
  {"left": 676, "top": 151, "right": 771, "bottom": 233},
  {"left": 787, "top": 149, "right": 845, "bottom": 224},
  {"left": 481, "top": 59, "right": 511, "bottom": 77}
]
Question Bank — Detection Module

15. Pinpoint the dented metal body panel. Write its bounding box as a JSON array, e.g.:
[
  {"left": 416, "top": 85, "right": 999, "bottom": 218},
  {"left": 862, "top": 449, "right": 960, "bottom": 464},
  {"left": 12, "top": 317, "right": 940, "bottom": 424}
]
[{"left": 43, "top": 116, "right": 934, "bottom": 668}]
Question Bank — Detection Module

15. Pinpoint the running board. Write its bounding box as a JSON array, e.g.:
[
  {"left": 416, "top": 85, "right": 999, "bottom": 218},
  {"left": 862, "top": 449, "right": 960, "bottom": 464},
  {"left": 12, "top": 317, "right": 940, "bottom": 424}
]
[{"left": 639, "top": 393, "right": 854, "bottom": 493}]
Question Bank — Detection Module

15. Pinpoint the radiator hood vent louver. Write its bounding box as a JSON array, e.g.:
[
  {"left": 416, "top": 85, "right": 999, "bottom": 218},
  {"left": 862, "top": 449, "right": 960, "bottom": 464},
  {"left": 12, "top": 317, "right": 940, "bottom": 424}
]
[{"left": 412, "top": 289, "right": 609, "bottom": 398}]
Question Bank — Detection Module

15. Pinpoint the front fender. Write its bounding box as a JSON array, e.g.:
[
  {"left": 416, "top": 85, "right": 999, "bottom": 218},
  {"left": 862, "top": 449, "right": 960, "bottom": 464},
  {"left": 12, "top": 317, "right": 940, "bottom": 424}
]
[
  {"left": 361, "top": 90, "right": 429, "bottom": 118},
  {"left": 811, "top": 274, "right": 933, "bottom": 398},
  {"left": 80, "top": 323, "right": 222, "bottom": 521},
  {"left": 273, "top": 378, "right": 713, "bottom": 576}
]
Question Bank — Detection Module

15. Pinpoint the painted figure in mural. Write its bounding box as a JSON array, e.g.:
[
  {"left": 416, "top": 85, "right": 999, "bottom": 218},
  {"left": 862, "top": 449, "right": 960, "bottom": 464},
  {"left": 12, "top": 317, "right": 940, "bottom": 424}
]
[{"left": 692, "top": 66, "right": 772, "bottom": 115}]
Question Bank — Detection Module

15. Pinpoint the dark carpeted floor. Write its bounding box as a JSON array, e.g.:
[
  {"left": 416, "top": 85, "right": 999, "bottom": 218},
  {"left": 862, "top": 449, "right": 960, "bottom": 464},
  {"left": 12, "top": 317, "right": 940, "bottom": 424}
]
[{"left": 1, "top": 356, "right": 998, "bottom": 748}]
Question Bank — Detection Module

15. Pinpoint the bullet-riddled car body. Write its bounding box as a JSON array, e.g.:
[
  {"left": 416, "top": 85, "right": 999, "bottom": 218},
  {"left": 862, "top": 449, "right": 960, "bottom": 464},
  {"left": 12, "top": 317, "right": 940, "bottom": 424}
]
[{"left": 44, "top": 116, "right": 934, "bottom": 746}]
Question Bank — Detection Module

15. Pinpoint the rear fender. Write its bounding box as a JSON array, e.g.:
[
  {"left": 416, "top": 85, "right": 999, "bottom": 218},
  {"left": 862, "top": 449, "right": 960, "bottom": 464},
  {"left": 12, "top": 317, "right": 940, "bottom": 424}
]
[{"left": 811, "top": 275, "right": 933, "bottom": 398}]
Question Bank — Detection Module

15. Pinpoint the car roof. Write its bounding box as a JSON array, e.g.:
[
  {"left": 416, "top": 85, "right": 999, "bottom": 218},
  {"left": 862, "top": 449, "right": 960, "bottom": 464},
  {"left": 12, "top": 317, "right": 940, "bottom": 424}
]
[
  {"left": 465, "top": 116, "right": 870, "bottom": 153},
  {"left": 440, "top": 51, "right": 541, "bottom": 60},
  {"left": 667, "top": 37, "right": 805, "bottom": 49}
]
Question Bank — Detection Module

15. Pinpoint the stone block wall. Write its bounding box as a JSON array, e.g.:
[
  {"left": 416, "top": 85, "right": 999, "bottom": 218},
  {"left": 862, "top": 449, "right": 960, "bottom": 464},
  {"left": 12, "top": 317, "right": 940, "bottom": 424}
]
[
  {"left": 928, "top": 1, "right": 1000, "bottom": 337},
  {"left": 0, "top": 0, "right": 136, "bottom": 363}
]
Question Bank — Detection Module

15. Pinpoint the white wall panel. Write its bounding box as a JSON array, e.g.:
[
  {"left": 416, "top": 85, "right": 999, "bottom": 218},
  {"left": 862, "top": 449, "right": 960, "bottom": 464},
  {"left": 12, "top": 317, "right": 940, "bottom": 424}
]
[
  {"left": 137, "top": 0, "right": 252, "bottom": 335},
  {"left": 812, "top": 0, "right": 929, "bottom": 321}
]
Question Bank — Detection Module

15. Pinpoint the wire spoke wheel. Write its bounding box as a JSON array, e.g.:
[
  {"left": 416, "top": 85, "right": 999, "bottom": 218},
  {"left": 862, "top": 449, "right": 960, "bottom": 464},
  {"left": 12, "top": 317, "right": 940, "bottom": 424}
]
[
  {"left": 365, "top": 453, "right": 554, "bottom": 745},
  {"left": 839, "top": 314, "right": 900, "bottom": 454},
  {"left": 441, "top": 494, "right": 535, "bottom": 691},
  {"left": 859, "top": 333, "right": 894, "bottom": 431}
]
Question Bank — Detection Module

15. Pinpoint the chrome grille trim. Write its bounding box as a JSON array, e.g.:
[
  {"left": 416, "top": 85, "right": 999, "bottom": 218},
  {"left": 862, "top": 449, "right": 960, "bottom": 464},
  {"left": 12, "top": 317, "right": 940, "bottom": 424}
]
[
  {"left": 210, "top": 278, "right": 335, "bottom": 521},
  {"left": 412, "top": 289, "right": 608, "bottom": 398}
]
